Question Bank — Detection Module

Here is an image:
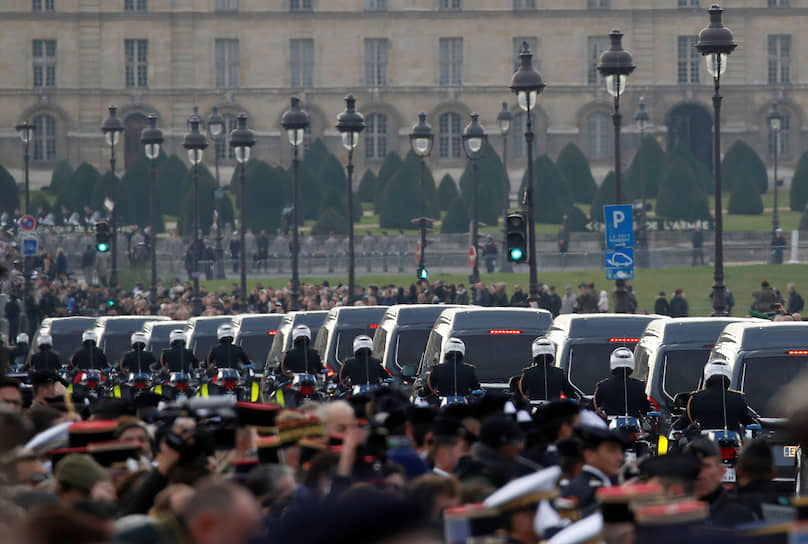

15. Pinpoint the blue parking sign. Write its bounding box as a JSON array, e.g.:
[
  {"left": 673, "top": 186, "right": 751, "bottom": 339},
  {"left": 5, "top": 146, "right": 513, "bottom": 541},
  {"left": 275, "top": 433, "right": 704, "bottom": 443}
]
[
  {"left": 22, "top": 237, "right": 37, "bottom": 256},
  {"left": 604, "top": 204, "right": 634, "bottom": 248},
  {"left": 605, "top": 248, "right": 634, "bottom": 280}
]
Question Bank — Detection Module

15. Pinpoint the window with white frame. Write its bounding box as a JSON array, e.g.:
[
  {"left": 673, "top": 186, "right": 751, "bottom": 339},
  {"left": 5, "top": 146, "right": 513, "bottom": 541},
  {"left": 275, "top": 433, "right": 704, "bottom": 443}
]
[
  {"left": 215, "top": 39, "right": 239, "bottom": 88},
  {"left": 215, "top": 115, "right": 240, "bottom": 161},
  {"left": 290, "top": 0, "right": 312, "bottom": 10},
  {"left": 365, "top": 0, "right": 386, "bottom": 9},
  {"left": 125, "top": 39, "right": 148, "bottom": 88},
  {"left": 768, "top": 113, "right": 790, "bottom": 157},
  {"left": 768, "top": 34, "right": 791, "bottom": 84},
  {"left": 439, "top": 0, "right": 461, "bottom": 9},
  {"left": 587, "top": 112, "right": 612, "bottom": 159},
  {"left": 124, "top": 0, "right": 147, "bottom": 10},
  {"left": 32, "top": 0, "right": 55, "bottom": 11},
  {"left": 364, "top": 114, "right": 388, "bottom": 160},
  {"left": 677, "top": 36, "right": 699, "bottom": 84},
  {"left": 33, "top": 114, "right": 56, "bottom": 160},
  {"left": 439, "top": 112, "right": 462, "bottom": 159},
  {"left": 33, "top": 40, "right": 56, "bottom": 88},
  {"left": 439, "top": 38, "right": 463, "bottom": 86},
  {"left": 513, "top": 0, "right": 536, "bottom": 8},
  {"left": 767, "top": 0, "right": 789, "bottom": 6},
  {"left": 290, "top": 39, "right": 314, "bottom": 88},
  {"left": 214, "top": 0, "right": 238, "bottom": 10},
  {"left": 364, "top": 39, "right": 389, "bottom": 87},
  {"left": 587, "top": 36, "right": 609, "bottom": 85}
]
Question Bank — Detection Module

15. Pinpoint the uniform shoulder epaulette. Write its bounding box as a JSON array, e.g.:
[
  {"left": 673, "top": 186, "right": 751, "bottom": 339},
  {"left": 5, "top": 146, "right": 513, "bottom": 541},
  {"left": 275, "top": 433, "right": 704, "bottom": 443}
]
[
  {"left": 728, "top": 389, "right": 744, "bottom": 395},
  {"left": 595, "top": 377, "right": 609, "bottom": 386},
  {"left": 464, "top": 362, "right": 476, "bottom": 368}
]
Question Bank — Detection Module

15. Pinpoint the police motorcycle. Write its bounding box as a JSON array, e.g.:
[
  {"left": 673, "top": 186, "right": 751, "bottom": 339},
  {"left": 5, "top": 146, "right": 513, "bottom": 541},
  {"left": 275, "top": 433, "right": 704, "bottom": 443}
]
[
  {"left": 267, "top": 325, "right": 327, "bottom": 408},
  {"left": 109, "top": 332, "right": 157, "bottom": 402},
  {"left": 336, "top": 335, "right": 396, "bottom": 400},
  {"left": 413, "top": 338, "right": 484, "bottom": 408},
  {"left": 195, "top": 325, "right": 257, "bottom": 402},
  {"left": 68, "top": 331, "right": 112, "bottom": 401},
  {"left": 151, "top": 329, "right": 198, "bottom": 402}
]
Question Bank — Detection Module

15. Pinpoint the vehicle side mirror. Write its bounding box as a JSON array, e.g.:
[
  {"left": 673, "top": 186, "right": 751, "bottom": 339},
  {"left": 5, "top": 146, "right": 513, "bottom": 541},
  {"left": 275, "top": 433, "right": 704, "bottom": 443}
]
[{"left": 401, "top": 365, "right": 417, "bottom": 379}]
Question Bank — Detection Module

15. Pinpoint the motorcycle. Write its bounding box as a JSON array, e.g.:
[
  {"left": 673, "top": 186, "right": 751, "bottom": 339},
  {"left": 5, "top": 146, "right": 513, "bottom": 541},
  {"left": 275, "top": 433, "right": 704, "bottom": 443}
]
[
  {"left": 608, "top": 414, "right": 656, "bottom": 463},
  {"left": 110, "top": 371, "right": 154, "bottom": 402},
  {"left": 270, "top": 371, "right": 327, "bottom": 408},
  {"left": 153, "top": 371, "right": 195, "bottom": 402}
]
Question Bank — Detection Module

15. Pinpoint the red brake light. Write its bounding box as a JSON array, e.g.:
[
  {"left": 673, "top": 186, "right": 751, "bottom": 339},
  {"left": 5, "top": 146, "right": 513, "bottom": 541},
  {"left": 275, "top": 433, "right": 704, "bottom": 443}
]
[
  {"left": 703, "top": 344, "right": 715, "bottom": 349},
  {"left": 648, "top": 396, "right": 660, "bottom": 412},
  {"left": 720, "top": 446, "right": 738, "bottom": 461},
  {"left": 176, "top": 383, "right": 189, "bottom": 391},
  {"left": 609, "top": 337, "right": 640, "bottom": 343},
  {"left": 788, "top": 350, "right": 808, "bottom": 355},
  {"left": 300, "top": 385, "right": 315, "bottom": 396},
  {"left": 369, "top": 324, "right": 379, "bottom": 329},
  {"left": 325, "top": 364, "right": 335, "bottom": 378},
  {"left": 489, "top": 329, "right": 522, "bottom": 335},
  {"left": 87, "top": 380, "right": 99, "bottom": 389},
  {"left": 268, "top": 330, "right": 277, "bottom": 335}
]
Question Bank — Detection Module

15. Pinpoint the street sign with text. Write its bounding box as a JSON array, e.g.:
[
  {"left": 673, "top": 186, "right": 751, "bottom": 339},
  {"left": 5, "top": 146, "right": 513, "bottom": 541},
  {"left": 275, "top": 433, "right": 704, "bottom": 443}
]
[
  {"left": 22, "top": 237, "right": 37, "bottom": 256},
  {"left": 605, "top": 247, "right": 634, "bottom": 280},
  {"left": 604, "top": 204, "right": 634, "bottom": 248}
]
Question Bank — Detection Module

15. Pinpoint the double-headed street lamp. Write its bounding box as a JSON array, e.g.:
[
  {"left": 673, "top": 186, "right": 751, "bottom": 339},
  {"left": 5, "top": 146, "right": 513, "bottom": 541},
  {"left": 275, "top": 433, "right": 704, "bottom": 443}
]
[
  {"left": 336, "top": 95, "right": 366, "bottom": 302},
  {"left": 634, "top": 97, "right": 649, "bottom": 262},
  {"left": 510, "top": 42, "right": 545, "bottom": 305},
  {"left": 696, "top": 3, "right": 736, "bottom": 316},
  {"left": 462, "top": 113, "right": 487, "bottom": 284},
  {"left": 207, "top": 106, "right": 226, "bottom": 280},
  {"left": 281, "top": 97, "right": 310, "bottom": 312},
  {"left": 409, "top": 112, "right": 434, "bottom": 279},
  {"left": 768, "top": 103, "right": 784, "bottom": 236},
  {"left": 183, "top": 107, "right": 208, "bottom": 317},
  {"left": 101, "top": 105, "right": 124, "bottom": 292},
  {"left": 496, "top": 102, "right": 514, "bottom": 273},
  {"left": 229, "top": 113, "right": 255, "bottom": 307},
  {"left": 140, "top": 114, "right": 163, "bottom": 315}
]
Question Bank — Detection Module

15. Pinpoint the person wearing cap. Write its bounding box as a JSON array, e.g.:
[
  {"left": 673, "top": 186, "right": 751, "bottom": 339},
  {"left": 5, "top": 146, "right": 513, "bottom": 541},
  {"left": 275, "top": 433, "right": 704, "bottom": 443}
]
[
  {"left": 281, "top": 324, "right": 322, "bottom": 377},
  {"left": 206, "top": 323, "right": 250, "bottom": 370},
  {"left": 70, "top": 329, "right": 108, "bottom": 370},
  {"left": 484, "top": 466, "right": 561, "bottom": 544},
  {"left": 160, "top": 329, "right": 198, "bottom": 373},
  {"left": 561, "top": 425, "right": 628, "bottom": 511},
  {"left": 638, "top": 453, "right": 701, "bottom": 499},
  {"left": 456, "top": 415, "right": 526, "bottom": 489},
  {"left": 120, "top": 331, "right": 157, "bottom": 374},
  {"left": 528, "top": 400, "right": 581, "bottom": 469},
  {"left": 10, "top": 332, "right": 29, "bottom": 367},
  {"left": 29, "top": 333, "right": 61, "bottom": 372},
  {"left": 339, "top": 335, "right": 387, "bottom": 389},
  {"left": 752, "top": 280, "right": 777, "bottom": 313},
  {"left": 519, "top": 337, "right": 579, "bottom": 403},
  {"left": 427, "top": 338, "right": 479, "bottom": 400},
  {"left": 593, "top": 348, "right": 650, "bottom": 418},
  {"left": 685, "top": 438, "right": 759, "bottom": 527},
  {"left": 29, "top": 370, "right": 61, "bottom": 410},
  {"left": 735, "top": 438, "right": 783, "bottom": 519},
  {"left": 53, "top": 452, "right": 112, "bottom": 504},
  {"left": 673, "top": 361, "right": 756, "bottom": 433}
]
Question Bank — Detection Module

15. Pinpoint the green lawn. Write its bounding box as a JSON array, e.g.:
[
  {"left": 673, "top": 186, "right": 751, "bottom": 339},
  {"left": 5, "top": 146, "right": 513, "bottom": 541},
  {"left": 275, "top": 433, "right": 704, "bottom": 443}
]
[{"left": 197, "top": 263, "right": 807, "bottom": 316}]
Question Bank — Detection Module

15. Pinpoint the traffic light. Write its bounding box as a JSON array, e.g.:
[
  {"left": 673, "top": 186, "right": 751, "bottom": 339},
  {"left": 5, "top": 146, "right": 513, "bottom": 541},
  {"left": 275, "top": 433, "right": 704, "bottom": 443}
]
[
  {"left": 417, "top": 267, "right": 428, "bottom": 280},
  {"left": 506, "top": 212, "right": 528, "bottom": 263},
  {"left": 95, "top": 221, "right": 110, "bottom": 253}
]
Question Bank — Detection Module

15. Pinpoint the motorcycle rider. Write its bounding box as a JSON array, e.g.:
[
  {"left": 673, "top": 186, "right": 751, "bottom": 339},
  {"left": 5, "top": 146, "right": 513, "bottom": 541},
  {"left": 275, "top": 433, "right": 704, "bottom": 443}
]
[
  {"left": 674, "top": 361, "right": 757, "bottom": 432},
  {"left": 206, "top": 324, "right": 250, "bottom": 370},
  {"left": 593, "top": 347, "right": 650, "bottom": 418},
  {"left": 339, "top": 335, "right": 387, "bottom": 389},
  {"left": 29, "top": 334, "right": 61, "bottom": 372},
  {"left": 10, "top": 333, "right": 29, "bottom": 367},
  {"left": 70, "top": 330, "right": 108, "bottom": 370},
  {"left": 120, "top": 331, "right": 157, "bottom": 374},
  {"left": 427, "top": 337, "right": 480, "bottom": 399},
  {"left": 160, "top": 329, "right": 198, "bottom": 374},
  {"left": 518, "top": 337, "right": 579, "bottom": 402},
  {"left": 280, "top": 325, "right": 322, "bottom": 377}
]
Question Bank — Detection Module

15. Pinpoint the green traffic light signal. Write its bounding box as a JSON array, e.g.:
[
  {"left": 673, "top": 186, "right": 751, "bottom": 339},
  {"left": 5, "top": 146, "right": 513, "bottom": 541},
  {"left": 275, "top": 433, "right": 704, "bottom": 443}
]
[
  {"left": 107, "top": 299, "right": 115, "bottom": 307},
  {"left": 96, "top": 242, "right": 109, "bottom": 253},
  {"left": 417, "top": 267, "right": 428, "bottom": 280},
  {"left": 509, "top": 247, "right": 523, "bottom": 261}
]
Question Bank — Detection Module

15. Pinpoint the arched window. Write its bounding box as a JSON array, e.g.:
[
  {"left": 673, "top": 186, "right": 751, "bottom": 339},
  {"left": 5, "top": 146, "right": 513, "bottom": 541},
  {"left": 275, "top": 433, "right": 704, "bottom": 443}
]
[
  {"left": 587, "top": 111, "right": 612, "bottom": 159},
  {"left": 768, "top": 112, "right": 791, "bottom": 157},
  {"left": 511, "top": 112, "right": 536, "bottom": 160},
  {"left": 364, "top": 113, "right": 387, "bottom": 160},
  {"left": 439, "top": 112, "right": 462, "bottom": 159},
  {"left": 33, "top": 114, "right": 56, "bottom": 160},
  {"left": 215, "top": 114, "right": 240, "bottom": 161}
]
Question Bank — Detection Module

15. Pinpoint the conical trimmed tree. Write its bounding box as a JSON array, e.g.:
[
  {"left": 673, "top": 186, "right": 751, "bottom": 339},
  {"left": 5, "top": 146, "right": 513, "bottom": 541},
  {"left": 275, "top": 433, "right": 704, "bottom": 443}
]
[
  {"left": 564, "top": 205, "right": 590, "bottom": 232},
  {"left": 790, "top": 151, "right": 808, "bottom": 212},
  {"left": 156, "top": 155, "right": 188, "bottom": 216},
  {"left": 177, "top": 164, "right": 235, "bottom": 236},
  {"left": 235, "top": 161, "right": 291, "bottom": 233},
  {"left": 728, "top": 171, "right": 764, "bottom": 215},
  {"left": 122, "top": 149, "right": 166, "bottom": 232},
  {"left": 441, "top": 197, "right": 470, "bottom": 233},
  {"left": 438, "top": 174, "right": 459, "bottom": 212},
  {"left": 0, "top": 165, "right": 19, "bottom": 215},
  {"left": 91, "top": 170, "right": 133, "bottom": 226},
  {"left": 626, "top": 136, "right": 665, "bottom": 199},
  {"left": 459, "top": 141, "right": 507, "bottom": 227},
  {"left": 374, "top": 152, "right": 403, "bottom": 214},
  {"left": 556, "top": 142, "right": 596, "bottom": 204},
  {"left": 379, "top": 152, "right": 436, "bottom": 229},
  {"left": 722, "top": 140, "right": 768, "bottom": 194},
  {"left": 61, "top": 162, "right": 100, "bottom": 212},
  {"left": 656, "top": 155, "right": 710, "bottom": 221},
  {"left": 519, "top": 155, "right": 571, "bottom": 224},
  {"left": 48, "top": 160, "right": 73, "bottom": 197},
  {"left": 312, "top": 207, "right": 349, "bottom": 235},
  {"left": 668, "top": 146, "right": 713, "bottom": 196},
  {"left": 357, "top": 170, "right": 377, "bottom": 203},
  {"left": 590, "top": 172, "right": 627, "bottom": 223}
]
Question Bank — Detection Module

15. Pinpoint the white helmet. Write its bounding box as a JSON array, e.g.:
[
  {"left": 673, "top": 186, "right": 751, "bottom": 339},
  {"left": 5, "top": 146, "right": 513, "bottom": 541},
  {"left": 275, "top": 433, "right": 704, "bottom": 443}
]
[
  {"left": 531, "top": 337, "right": 555, "bottom": 361},
  {"left": 131, "top": 331, "right": 148, "bottom": 348},
  {"left": 444, "top": 337, "right": 466, "bottom": 358},
  {"left": 292, "top": 325, "right": 311, "bottom": 343},
  {"left": 609, "top": 347, "right": 635, "bottom": 372},
  {"left": 82, "top": 330, "right": 98, "bottom": 344},
  {"left": 217, "top": 324, "right": 235, "bottom": 341},
  {"left": 353, "top": 335, "right": 373, "bottom": 354},
  {"left": 704, "top": 361, "right": 732, "bottom": 382},
  {"left": 37, "top": 333, "right": 53, "bottom": 348},
  {"left": 16, "top": 333, "right": 29, "bottom": 345},
  {"left": 169, "top": 329, "right": 186, "bottom": 344}
]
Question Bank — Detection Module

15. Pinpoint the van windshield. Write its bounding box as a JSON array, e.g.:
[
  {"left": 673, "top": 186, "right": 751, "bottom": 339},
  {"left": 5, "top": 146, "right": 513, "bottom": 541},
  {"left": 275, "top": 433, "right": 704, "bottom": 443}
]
[
  {"left": 336, "top": 329, "right": 368, "bottom": 364},
  {"left": 239, "top": 335, "right": 274, "bottom": 363},
  {"left": 568, "top": 342, "right": 638, "bottom": 394},
  {"left": 662, "top": 349, "right": 712, "bottom": 400},
  {"left": 742, "top": 355, "right": 808, "bottom": 417},
  {"left": 455, "top": 334, "right": 532, "bottom": 383},
  {"left": 395, "top": 330, "right": 431, "bottom": 369}
]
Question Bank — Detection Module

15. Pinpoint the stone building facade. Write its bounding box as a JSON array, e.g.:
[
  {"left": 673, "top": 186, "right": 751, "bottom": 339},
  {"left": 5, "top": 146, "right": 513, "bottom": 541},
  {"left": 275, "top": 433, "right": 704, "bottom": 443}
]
[{"left": 0, "top": 0, "right": 804, "bottom": 192}]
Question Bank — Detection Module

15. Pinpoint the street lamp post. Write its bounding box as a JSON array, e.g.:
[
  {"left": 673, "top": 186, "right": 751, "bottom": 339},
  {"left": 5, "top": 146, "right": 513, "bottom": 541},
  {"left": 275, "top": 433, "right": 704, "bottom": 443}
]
[
  {"left": 183, "top": 107, "right": 208, "bottom": 317},
  {"left": 281, "top": 97, "right": 310, "bottom": 312},
  {"left": 409, "top": 113, "right": 434, "bottom": 278},
  {"left": 768, "top": 104, "right": 784, "bottom": 235},
  {"left": 696, "top": 3, "right": 736, "bottom": 316},
  {"left": 462, "top": 113, "right": 487, "bottom": 284},
  {"left": 497, "top": 103, "right": 514, "bottom": 273},
  {"left": 140, "top": 114, "right": 164, "bottom": 315},
  {"left": 336, "top": 94, "right": 366, "bottom": 303},
  {"left": 229, "top": 113, "right": 255, "bottom": 308},
  {"left": 207, "top": 107, "right": 226, "bottom": 280},
  {"left": 510, "top": 42, "right": 546, "bottom": 305},
  {"left": 101, "top": 105, "right": 124, "bottom": 293},
  {"left": 634, "top": 97, "right": 649, "bottom": 262},
  {"left": 15, "top": 120, "right": 34, "bottom": 335}
]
